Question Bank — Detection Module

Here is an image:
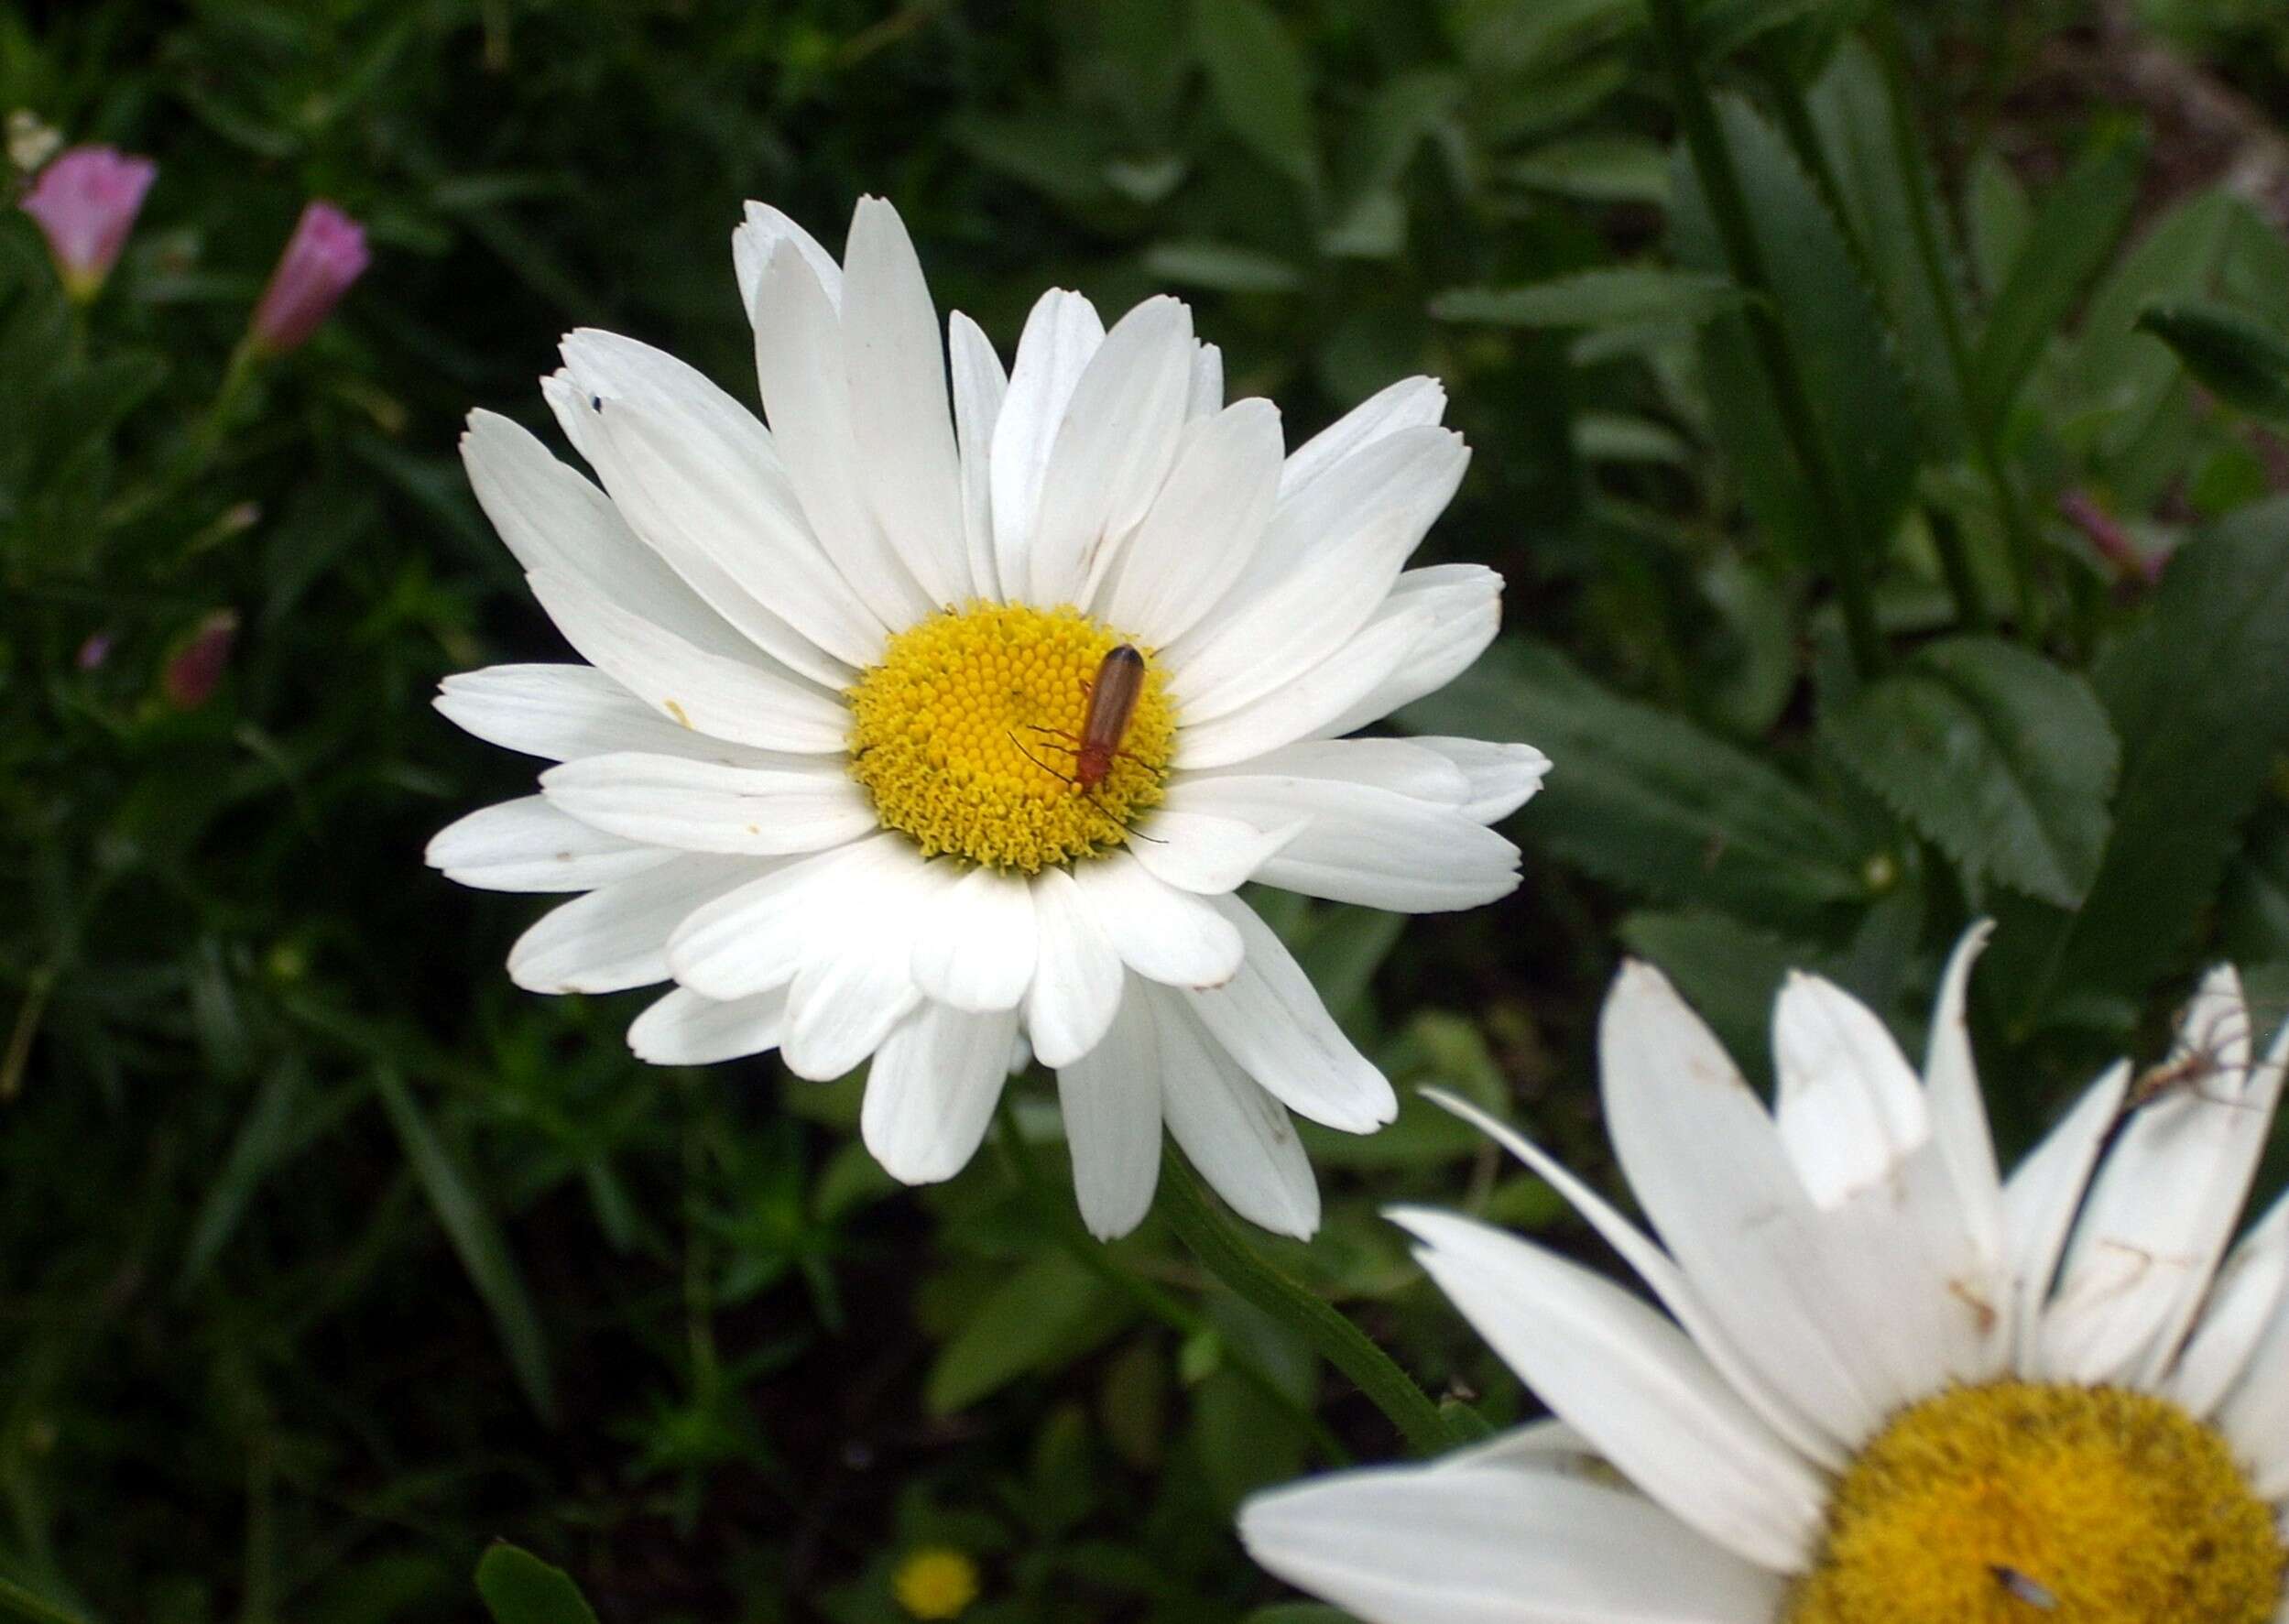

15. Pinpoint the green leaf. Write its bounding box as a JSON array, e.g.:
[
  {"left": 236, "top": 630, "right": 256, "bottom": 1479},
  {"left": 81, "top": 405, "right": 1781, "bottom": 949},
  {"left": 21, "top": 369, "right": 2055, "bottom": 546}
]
[
  {"left": 1671, "top": 97, "right": 1922, "bottom": 572},
  {"left": 1987, "top": 499, "right": 2289, "bottom": 1020},
  {"left": 925, "top": 1252, "right": 1128, "bottom": 1415},
  {"left": 1192, "top": 0, "right": 1320, "bottom": 192},
  {"left": 1501, "top": 135, "right": 1671, "bottom": 204},
  {"left": 474, "top": 1545, "right": 598, "bottom": 1624},
  {"left": 1823, "top": 637, "right": 2119, "bottom": 906},
  {"left": 372, "top": 1067, "right": 557, "bottom": 1422},
  {"left": 0, "top": 1576, "right": 97, "bottom": 1624},
  {"left": 1693, "top": 0, "right": 1830, "bottom": 61},
  {"left": 1400, "top": 639, "right": 1871, "bottom": 927},
  {"left": 1241, "top": 1607, "right": 1353, "bottom": 1624},
  {"left": 1140, "top": 240, "right": 1304, "bottom": 294},
  {"left": 1967, "top": 147, "right": 2032, "bottom": 300},
  {"left": 1804, "top": 38, "right": 1969, "bottom": 455},
  {"left": 1969, "top": 124, "right": 2145, "bottom": 429},
  {"left": 1431, "top": 267, "right": 1746, "bottom": 328},
  {"left": 2137, "top": 297, "right": 2289, "bottom": 421}
]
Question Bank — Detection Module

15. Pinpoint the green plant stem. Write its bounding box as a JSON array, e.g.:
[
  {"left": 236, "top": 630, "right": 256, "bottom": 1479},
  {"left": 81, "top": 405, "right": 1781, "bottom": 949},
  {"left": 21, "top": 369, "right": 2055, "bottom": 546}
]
[
  {"left": 1156, "top": 1147, "right": 1454, "bottom": 1457},
  {"left": 1868, "top": 0, "right": 2044, "bottom": 636},
  {"left": 990, "top": 1108, "right": 1348, "bottom": 1463},
  {"left": 1646, "top": 0, "right": 1885, "bottom": 679},
  {"left": 1925, "top": 503, "right": 1989, "bottom": 633}
]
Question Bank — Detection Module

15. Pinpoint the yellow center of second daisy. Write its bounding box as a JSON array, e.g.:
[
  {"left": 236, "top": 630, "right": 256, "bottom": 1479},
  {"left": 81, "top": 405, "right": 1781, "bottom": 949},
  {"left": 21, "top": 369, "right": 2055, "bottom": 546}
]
[
  {"left": 1784, "top": 1380, "right": 2283, "bottom": 1623},
  {"left": 845, "top": 602, "right": 1173, "bottom": 873}
]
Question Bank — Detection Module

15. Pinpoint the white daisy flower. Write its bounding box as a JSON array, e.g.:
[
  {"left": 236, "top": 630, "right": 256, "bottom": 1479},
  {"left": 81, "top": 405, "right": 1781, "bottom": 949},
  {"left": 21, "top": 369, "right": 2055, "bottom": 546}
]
[
  {"left": 1241, "top": 926, "right": 2289, "bottom": 1622},
  {"left": 428, "top": 197, "right": 1545, "bottom": 1240}
]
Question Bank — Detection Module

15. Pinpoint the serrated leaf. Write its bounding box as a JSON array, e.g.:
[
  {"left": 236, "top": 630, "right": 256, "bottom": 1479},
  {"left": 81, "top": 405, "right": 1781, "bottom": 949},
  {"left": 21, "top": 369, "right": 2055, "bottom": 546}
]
[
  {"left": 1969, "top": 124, "right": 2145, "bottom": 430},
  {"left": 1400, "top": 639, "right": 1870, "bottom": 927},
  {"left": 2137, "top": 297, "right": 2289, "bottom": 421},
  {"left": 1432, "top": 267, "right": 1746, "bottom": 328},
  {"left": 925, "top": 1252, "right": 1129, "bottom": 1414},
  {"left": 1805, "top": 38, "right": 1970, "bottom": 455},
  {"left": 1671, "top": 96, "right": 1921, "bottom": 571},
  {"left": 1193, "top": 0, "right": 1320, "bottom": 192},
  {"left": 474, "top": 1545, "right": 598, "bottom": 1624},
  {"left": 1823, "top": 637, "right": 2118, "bottom": 906},
  {"left": 1987, "top": 499, "right": 2289, "bottom": 1020},
  {"left": 373, "top": 1067, "right": 557, "bottom": 1422}
]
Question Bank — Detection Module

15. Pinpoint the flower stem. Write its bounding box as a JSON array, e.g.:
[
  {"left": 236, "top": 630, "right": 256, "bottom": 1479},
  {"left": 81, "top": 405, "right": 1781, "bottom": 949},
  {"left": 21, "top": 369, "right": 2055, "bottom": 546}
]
[
  {"left": 1644, "top": 0, "right": 1885, "bottom": 680},
  {"left": 1156, "top": 1147, "right": 1455, "bottom": 1457},
  {"left": 1867, "top": 0, "right": 2045, "bottom": 636},
  {"left": 990, "top": 1106, "right": 1350, "bottom": 1463}
]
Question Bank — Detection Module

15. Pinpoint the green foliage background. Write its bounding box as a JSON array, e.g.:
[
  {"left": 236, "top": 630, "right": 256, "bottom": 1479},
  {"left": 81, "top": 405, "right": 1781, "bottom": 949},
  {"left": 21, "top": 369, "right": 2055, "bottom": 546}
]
[{"left": 5, "top": 0, "right": 2289, "bottom": 1619}]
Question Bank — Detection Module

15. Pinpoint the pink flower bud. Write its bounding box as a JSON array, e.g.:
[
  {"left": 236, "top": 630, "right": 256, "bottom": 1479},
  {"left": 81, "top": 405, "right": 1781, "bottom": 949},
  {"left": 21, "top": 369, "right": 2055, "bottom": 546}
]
[
  {"left": 247, "top": 201, "right": 369, "bottom": 354},
  {"left": 19, "top": 145, "right": 157, "bottom": 300},
  {"left": 75, "top": 631, "right": 113, "bottom": 671},
  {"left": 162, "top": 610, "right": 238, "bottom": 710}
]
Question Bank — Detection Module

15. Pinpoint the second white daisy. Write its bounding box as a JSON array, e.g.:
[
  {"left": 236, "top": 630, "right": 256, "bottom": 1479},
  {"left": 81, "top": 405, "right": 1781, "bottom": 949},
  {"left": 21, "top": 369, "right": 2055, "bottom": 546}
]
[
  {"left": 1243, "top": 930, "right": 2289, "bottom": 1622},
  {"left": 429, "top": 196, "right": 1545, "bottom": 1240}
]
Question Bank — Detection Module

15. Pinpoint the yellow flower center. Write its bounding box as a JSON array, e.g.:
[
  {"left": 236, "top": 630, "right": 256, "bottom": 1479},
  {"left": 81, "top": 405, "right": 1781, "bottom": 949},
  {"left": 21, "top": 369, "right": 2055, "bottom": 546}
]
[
  {"left": 845, "top": 602, "right": 1174, "bottom": 873},
  {"left": 890, "top": 1546, "right": 980, "bottom": 1619},
  {"left": 1785, "top": 1380, "right": 2283, "bottom": 1624}
]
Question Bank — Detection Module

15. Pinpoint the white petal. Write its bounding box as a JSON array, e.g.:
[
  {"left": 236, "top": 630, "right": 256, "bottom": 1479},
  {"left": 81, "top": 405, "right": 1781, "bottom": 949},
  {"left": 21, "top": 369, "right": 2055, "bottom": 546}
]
[
  {"left": 732, "top": 200, "right": 844, "bottom": 317},
  {"left": 1175, "top": 605, "right": 1435, "bottom": 769},
  {"left": 1166, "top": 774, "right": 1520, "bottom": 912},
  {"left": 1025, "top": 867, "right": 1126, "bottom": 1069},
  {"left": 1922, "top": 921, "right": 2007, "bottom": 1274},
  {"left": 1182, "top": 893, "right": 1397, "bottom": 1134},
  {"left": 628, "top": 985, "right": 789, "bottom": 1065},
  {"left": 1407, "top": 736, "right": 1552, "bottom": 823},
  {"left": 1056, "top": 990, "right": 1163, "bottom": 1239},
  {"left": 2043, "top": 974, "right": 2283, "bottom": 1387},
  {"left": 1393, "top": 1207, "right": 1826, "bottom": 1572},
  {"left": 1278, "top": 375, "right": 1449, "bottom": 505},
  {"left": 1313, "top": 564, "right": 1504, "bottom": 739},
  {"left": 541, "top": 751, "right": 873, "bottom": 856},
  {"left": 525, "top": 568, "right": 848, "bottom": 753},
  {"left": 749, "top": 239, "right": 935, "bottom": 629},
  {"left": 427, "top": 796, "right": 670, "bottom": 892},
  {"left": 570, "top": 392, "right": 882, "bottom": 680},
  {"left": 2217, "top": 1264, "right": 2289, "bottom": 1497},
  {"left": 436, "top": 664, "right": 783, "bottom": 765},
  {"left": 554, "top": 329, "right": 887, "bottom": 676},
  {"left": 991, "top": 289, "right": 1104, "bottom": 593},
  {"left": 1193, "top": 736, "right": 1469, "bottom": 801},
  {"left": 461, "top": 409, "right": 750, "bottom": 660},
  {"left": 1096, "top": 399, "right": 1284, "bottom": 646},
  {"left": 1127, "top": 805, "right": 1303, "bottom": 896},
  {"left": 782, "top": 859, "right": 943, "bottom": 1081},
  {"left": 507, "top": 855, "right": 755, "bottom": 995},
  {"left": 666, "top": 834, "right": 912, "bottom": 999},
  {"left": 842, "top": 197, "right": 968, "bottom": 606},
  {"left": 948, "top": 311, "right": 1008, "bottom": 600},
  {"left": 2169, "top": 1189, "right": 2289, "bottom": 1417},
  {"left": 1028, "top": 295, "right": 1195, "bottom": 605},
  {"left": 2002, "top": 1061, "right": 2131, "bottom": 1366},
  {"left": 1771, "top": 972, "right": 1931, "bottom": 1208},
  {"left": 861, "top": 1000, "right": 1019, "bottom": 1183},
  {"left": 1243, "top": 1456, "right": 1784, "bottom": 1624},
  {"left": 1170, "top": 427, "right": 1466, "bottom": 723},
  {"left": 1422, "top": 1087, "right": 1849, "bottom": 1471},
  {"left": 1187, "top": 341, "right": 1224, "bottom": 419},
  {"left": 1599, "top": 963, "right": 1895, "bottom": 1448},
  {"left": 1070, "top": 852, "right": 1244, "bottom": 989},
  {"left": 1149, "top": 986, "right": 1318, "bottom": 1238},
  {"left": 911, "top": 863, "right": 1039, "bottom": 1012}
]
